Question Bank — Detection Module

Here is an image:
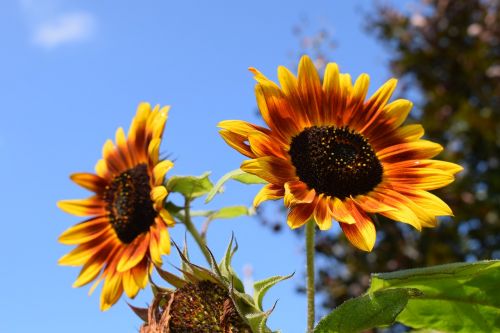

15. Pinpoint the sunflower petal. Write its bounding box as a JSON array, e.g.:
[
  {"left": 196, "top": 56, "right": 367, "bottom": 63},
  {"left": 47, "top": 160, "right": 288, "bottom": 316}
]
[
  {"left": 153, "top": 160, "right": 174, "bottom": 186},
  {"left": 253, "top": 183, "right": 284, "bottom": 207},
  {"left": 314, "top": 196, "right": 332, "bottom": 230},
  {"left": 58, "top": 197, "right": 105, "bottom": 216},
  {"left": 284, "top": 180, "right": 315, "bottom": 206},
  {"left": 116, "top": 233, "right": 150, "bottom": 272},
  {"left": 241, "top": 156, "right": 296, "bottom": 185},
  {"left": 100, "top": 274, "right": 124, "bottom": 311},
  {"left": 339, "top": 207, "right": 376, "bottom": 252},
  {"left": 287, "top": 203, "right": 315, "bottom": 229},
  {"left": 123, "top": 270, "right": 140, "bottom": 298},
  {"left": 70, "top": 173, "right": 107, "bottom": 193},
  {"left": 219, "top": 130, "right": 254, "bottom": 158},
  {"left": 329, "top": 198, "right": 356, "bottom": 224},
  {"left": 58, "top": 216, "right": 110, "bottom": 245}
]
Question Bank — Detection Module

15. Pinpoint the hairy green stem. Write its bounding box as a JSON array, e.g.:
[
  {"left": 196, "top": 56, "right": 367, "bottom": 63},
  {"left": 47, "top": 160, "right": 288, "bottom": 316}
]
[
  {"left": 306, "top": 219, "right": 316, "bottom": 332},
  {"left": 183, "top": 198, "right": 212, "bottom": 264}
]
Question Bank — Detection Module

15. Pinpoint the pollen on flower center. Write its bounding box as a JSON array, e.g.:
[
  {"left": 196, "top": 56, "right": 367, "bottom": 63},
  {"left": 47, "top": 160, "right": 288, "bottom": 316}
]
[
  {"left": 103, "top": 163, "right": 156, "bottom": 244},
  {"left": 289, "top": 126, "right": 383, "bottom": 199}
]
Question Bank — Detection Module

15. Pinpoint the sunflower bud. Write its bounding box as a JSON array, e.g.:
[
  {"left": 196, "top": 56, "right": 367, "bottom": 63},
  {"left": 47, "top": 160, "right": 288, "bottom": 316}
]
[{"left": 132, "top": 236, "right": 292, "bottom": 333}]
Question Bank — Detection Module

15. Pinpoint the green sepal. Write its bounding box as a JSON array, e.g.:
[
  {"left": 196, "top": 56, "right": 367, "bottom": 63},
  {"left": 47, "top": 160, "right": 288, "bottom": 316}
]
[
  {"left": 218, "top": 234, "right": 245, "bottom": 293},
  {"left": 205, "top": 168, "right": 267, "bottom": 203},
  {"left": 244, "top": 301, "right": 278, "bottom": 333},
  {"left": 313, "top": 288, "right": 423, "bottom": 333},
  {"left": 253, "top": 273, "right": 294, "bottom": 311},
  {"left": 166, "top": 172, "right": 213, "bottom": 200}
]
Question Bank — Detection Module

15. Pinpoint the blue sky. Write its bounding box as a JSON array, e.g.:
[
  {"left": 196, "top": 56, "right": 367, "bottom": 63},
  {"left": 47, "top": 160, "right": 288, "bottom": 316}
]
[{"left": 0, "top": 0, "right": 402, "bottom": 332}]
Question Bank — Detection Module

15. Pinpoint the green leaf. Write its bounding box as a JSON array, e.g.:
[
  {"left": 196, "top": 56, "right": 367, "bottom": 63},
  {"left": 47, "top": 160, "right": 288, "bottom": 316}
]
[
  {"left": 314, "top": 288, "right": 422, "bottom": 333},
  {"left": 369, "top": 260, "right": 500, "bottom": 333},
  {"left": 166, "top": 172, "right": 213, "bottom": 200},
  {"left": 253, "top": 273, "right": 294, "bottom": 311},
  {"left": 205, "top": 169, "right": 267, "bottom": 203},
  {"left": 212, "top": 205, "right": 252, "bottom": 219}
]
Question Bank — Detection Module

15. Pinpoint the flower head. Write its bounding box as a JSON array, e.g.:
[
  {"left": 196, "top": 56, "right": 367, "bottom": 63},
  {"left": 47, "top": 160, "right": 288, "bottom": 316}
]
[
  {"left": 58, "top": 102, "right": 175, "bottom": 310},
  {"left": 219, "top": 56, "right": 462, "bottom": 251}
]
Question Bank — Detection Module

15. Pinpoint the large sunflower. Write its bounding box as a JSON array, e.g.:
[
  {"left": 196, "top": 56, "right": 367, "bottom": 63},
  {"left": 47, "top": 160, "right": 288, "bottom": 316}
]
[
  {"left": 219, "top": 56, "right": 462, "bottom": 252},
  {"left": 58, "top": 102, "right": 175, "bottom": 310}
]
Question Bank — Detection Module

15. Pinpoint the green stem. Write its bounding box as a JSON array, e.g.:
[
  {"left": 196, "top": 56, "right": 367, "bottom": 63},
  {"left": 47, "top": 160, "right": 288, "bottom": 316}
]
[
  {"left": 183, "top": 198, "right": 212, "bottom": 264},
  {"left": 306, "top": 219, "right": 316, "bottom": 332}
]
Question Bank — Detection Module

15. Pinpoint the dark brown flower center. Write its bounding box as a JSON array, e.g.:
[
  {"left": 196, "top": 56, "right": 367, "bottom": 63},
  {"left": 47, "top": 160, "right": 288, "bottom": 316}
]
[
  {"left": 289, "top": 126, "right": 383, "bottom": 199},
  {"left": 103, "top": 163, "right": 156, "bottom": 244}
]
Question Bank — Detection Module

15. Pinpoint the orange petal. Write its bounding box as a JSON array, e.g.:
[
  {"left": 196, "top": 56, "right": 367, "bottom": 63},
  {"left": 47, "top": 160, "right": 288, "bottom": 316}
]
[
  {"left": 58, "top": 197, "right": 105, "bottom": 217},
  {"left": 58, "top": 216, "right": 110, "bottom": 245},
  {"left": 73, "top": 245, "right": 117, "bottom": 287},
  {"left": 253, "top": 183, "right": 284, "bottom": 207},
  {"left": 353, "top": 194, "right": 395, "bottom": 213},
  {"left": 382, "top": 99, "right": 413, "bottom": 128},
  {"left": 372, "top": 188, "right": 422, "bottom": 230},
  {"left": 329, "top": 198, "right": 356, "bottom": 224},
  {"left": 219, "top": 130, "right": 255, "bottom": 158},
  {"left": 102, "top": 139, "right": 124, "bottom": 174},
  {"left": 100, "top": 274, "right": 124, "bottom": 311},
  {"left": 377, "top": 140, "right": 443, "bottom": 161},
  {"left": 297, "top": 55, "right": 323, "bottom": 125},
  {"left": 149, "top": 227, "right": 162, "bottom": 266},
  {"left": 115, "top": 127, "right": 134, "bottom": 169},
  {"left": 131, "top": 259, "right": 149, "bottom": 289},
  {"left": 58, "top": 232, "right": 115, "bottom": 266},
  {"left": 359, "top": 78, "right": 397, "bottom": 133},
  {"left": 397, "top": 124, "right": 425, "bottom": 141},
  {"left": 314, "top": 196, "right": 332, "bottom": 230},
  {"left": 248, "top": 131, "right": 287, "bottom": 158},
  {"left": 241, "top": 156, "right": 296, "bottom": 185},
  {"left": 123, "top": 269, "right": 140, "bottom": 298},
  {"left": 70, "top": 173, "right": 108, "bottom": 193},
  {"left": 254, "top": 84, "right": 302, "bottom": 141},
  {"left": 322, "top": 62, "right": 341, "bottom": 124},
  {"left": 344, "top": 73, "right": 370, "bottom": 128},
  {"left": 287, "top": 202, "right": 316, "bottom": 229},
  {"left": 385, "top": 168, "right": 455, "bottom": 190},
  {"left": 116, "top": 233, "right": 150, "bottom": 272},
  {"left": 218, "top": 119, "right": 271, "bottom": 136},
  {"left": 284, "top": 180, "right": 316, "bottom": 206},
  {"left": 339, "top": 206, "right": 376, "bottom": 252}
]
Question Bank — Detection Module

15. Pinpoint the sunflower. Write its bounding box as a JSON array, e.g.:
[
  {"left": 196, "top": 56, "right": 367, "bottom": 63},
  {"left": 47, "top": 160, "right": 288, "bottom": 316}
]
[
  {"left": 219, "top": 56, "right": 462, "bottom": 252},
  {"left": 58, "top": 102, "right": 175, "bottom": 310}
]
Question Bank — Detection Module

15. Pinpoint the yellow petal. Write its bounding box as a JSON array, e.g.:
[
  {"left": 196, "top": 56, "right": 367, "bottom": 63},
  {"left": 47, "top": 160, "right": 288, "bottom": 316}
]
[
  {"left": 284, "top": 180, "right": 316, "bottom": 206},
  {"left": 57, "top": 197, "right": 104, "bottom": 217},
  {"left": 153, "top": 160, "right": 174, "bottom": 186},
  {"left": 58, "top": 216, "right": 109, "bottom": 245},
  {"left": 241, "top": 156, "right": 295, "bottom": 185},
  {"left": 70, "top": 173, "right": 107, "bottom": 193},
  {"left": 253, "top": 184, "right": 284, "bottom": 207},
  {"left": 287, "top": 203, "right": 315, "bottom": 229},
  {"left": 339, "top": 207, "right": 376, "bottom": 252}
]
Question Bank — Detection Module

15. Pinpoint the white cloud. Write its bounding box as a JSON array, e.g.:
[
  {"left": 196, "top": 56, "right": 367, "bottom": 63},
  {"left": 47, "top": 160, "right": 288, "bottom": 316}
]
[{"left": 33, "top": 12, "right": 96, "bottom": 49}]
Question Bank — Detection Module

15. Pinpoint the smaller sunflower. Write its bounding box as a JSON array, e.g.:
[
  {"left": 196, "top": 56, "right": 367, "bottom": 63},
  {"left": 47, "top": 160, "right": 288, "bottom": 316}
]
[
  {"left": 219, "top": 56, "right": 462, "bottom": 252},
  {"left": 58, "top": 102, "right": 175, "bottom": 310}
]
